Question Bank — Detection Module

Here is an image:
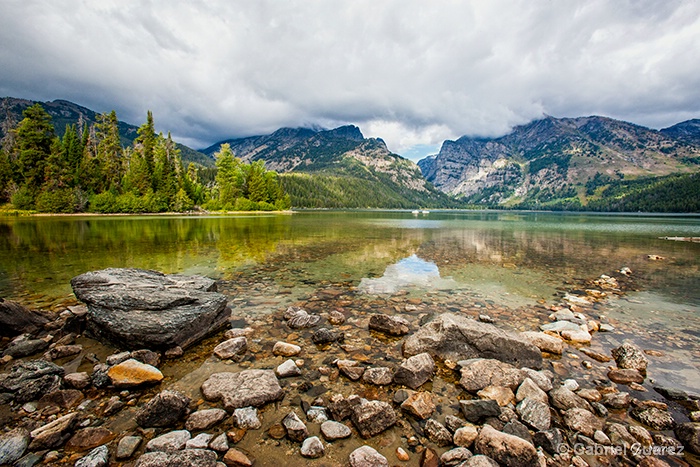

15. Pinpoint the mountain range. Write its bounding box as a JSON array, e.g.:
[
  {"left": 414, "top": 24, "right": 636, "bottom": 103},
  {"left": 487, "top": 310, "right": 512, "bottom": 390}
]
[
  {"left": 2, "top": 97, "right": 699, "bottom": 210},
  {"left": 418, "top": 115, "right": 700, "bottom": 208}
]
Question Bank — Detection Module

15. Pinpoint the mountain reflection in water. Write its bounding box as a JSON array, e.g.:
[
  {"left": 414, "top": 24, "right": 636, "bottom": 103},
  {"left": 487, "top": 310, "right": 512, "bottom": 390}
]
[{"left": 358, "top": 254, "right": 457, "bottom": 294}]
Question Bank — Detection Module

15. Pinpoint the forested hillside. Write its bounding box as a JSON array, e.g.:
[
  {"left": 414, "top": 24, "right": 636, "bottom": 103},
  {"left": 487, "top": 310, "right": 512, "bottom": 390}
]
[{"left": 0, "top": 104, "right": 289, "bottom": 213}]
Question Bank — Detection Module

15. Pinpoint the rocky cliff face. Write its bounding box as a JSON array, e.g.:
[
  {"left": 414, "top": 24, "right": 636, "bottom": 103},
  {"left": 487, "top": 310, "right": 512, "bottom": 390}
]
[
  {"left": 419, "top": 116, "right": 700, "bottom": 205},
  {"left": 203, "top": 125, "right": 430, "bottom": 193}
]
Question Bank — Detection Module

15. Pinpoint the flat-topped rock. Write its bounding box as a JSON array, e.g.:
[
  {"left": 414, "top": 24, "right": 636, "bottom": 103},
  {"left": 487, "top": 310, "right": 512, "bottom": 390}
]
[
  {"left": 402, "top": 313, "right": 542, "bottom": 369},
  {"left": 201, "top": 369, "right": 284, "bottom": 410},
  {"left": 71, "top": 268, "right": 230, "bottom": 350}
]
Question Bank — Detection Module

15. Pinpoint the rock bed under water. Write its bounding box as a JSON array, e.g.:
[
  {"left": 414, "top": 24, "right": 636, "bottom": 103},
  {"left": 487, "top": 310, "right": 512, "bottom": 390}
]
[{"left": 1, "top": 265, "right": 699, "bottom": 467}]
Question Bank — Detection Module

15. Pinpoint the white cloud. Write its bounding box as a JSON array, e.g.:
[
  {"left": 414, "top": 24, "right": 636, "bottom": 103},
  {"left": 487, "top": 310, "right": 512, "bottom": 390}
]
[{"left": 1, "top": 0, "right": 699, "bottom": 158}]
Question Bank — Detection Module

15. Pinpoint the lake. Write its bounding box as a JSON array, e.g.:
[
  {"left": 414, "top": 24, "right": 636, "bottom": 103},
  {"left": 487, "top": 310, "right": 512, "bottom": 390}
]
[
  {"left": 2, "top": 210, "right": 699, "bottom": 391},
  {"left": 2, "top": 210, "right": 700, "bottom": 465}
]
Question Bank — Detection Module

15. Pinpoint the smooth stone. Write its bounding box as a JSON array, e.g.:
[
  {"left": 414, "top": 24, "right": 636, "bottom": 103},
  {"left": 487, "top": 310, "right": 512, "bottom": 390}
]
[
  {"left": 106, "top": 351, "right": 131, "bottom": 366},
  {"left": 71, "top": 268, "right": 230, "bottom": 350},
  {"left": 474, "top": 424, "right": 538, "bottom": 467},
  {"left": 561, "top": 328, "right": 592, "bottom": 344},
  {"left": 520, "top": 331, "right": 564, "bottom": 355},
  {"left": 602, "top": 392, "right": 632, "bottom": 409},
  {"left": 300, "top": 436, "right": 324, "bottom": 458},
  {"left": 540, "top": 321, "right": 580, "bottom": 333},
  {"left": 349, "top": 446, "right": 388, "bottom": 467},
  {"left": 320, "top": 420, "right": 351, "bottom": 440},
  {"left": 608, "top": 368, "right": 644, "bottom": 384},
  {"left": 135, "top": 449, "right": 218, "bottom": 467},
  {"left": 351, "top": 399, "right": 397, "bottom": 438},
  {"left": 404, "top": 313, "right": 542, "bottom": 369},
  {"left": 459, "top": 359, "right": 524, "bottom": 392},
  {"left": 233, "top": 407, "right": 261, "bottom": 430},
  {"left": 275, "top": 359, "right": 302, "bottom": 378},
  {"left": 401, "top": 391, "right": 435, "bottom": 419},
  {"left": 454, "top": 424, "right": 479, "bottom": 448},
  {"left": 145, "top": 430, "right": 191, "bottom": 452},
  {"left": 44, "top": 344, "right": 83, "bottom": 361},
  {"left": 107, "top": 359, "right": 163, "bottom": 388},
  {"left": 522, "top": 368, "right": 553, "bottom": 392},
  {"left": 3, "top": 339, "right": 49, "bottom": 358},
  {"left": 65, "top": 426, "right": 113, "bottom": 451},
  {"left": 213, "top": 337, "right": 247, "bottom": 359},
  {"left": 135, "top": 390, "right": 190, "bottom": 427},
  {"left": 477, "top": 385, "right": 514, "bottom": 407},
  {"left": 116, "top": 436, "right": 142, "bottom": 459},
  {"left": 306, "top": 406, "right": 328, "bottom": 423},
  {"left": 186, "top": 408, "right": 228, "bottom": 431},
  {"left": 74, "top": 445, "right": 109, "bottom": 467},
  {"left": 272, "top": 342, "right": 301, "bottom": 357},
  {"left": 562, "top": 379, "right": 579, "bottom": 391},
  {"left": 0, "top": 427, "right": 30, "bottom": 465},
  {"left": 282, "top": 412, "right": 308, "bottom": 442},
  {"left": 224, "top": 328, "right": 254, "bottom": 339},
  {"left": 201, "top": 370, "right": 283, "bottom": 410},
  {"left": 441, "top": 447, "right": 473, "bottom": 466},
  {"left": 462, "top": 455, "right": 499, "bottom": 466},
  {"left": 396, "top": 446, "right": 410, "bottom": 461},
  {"left": 393, "top": 352, "right": 435, "bottom": 389}
]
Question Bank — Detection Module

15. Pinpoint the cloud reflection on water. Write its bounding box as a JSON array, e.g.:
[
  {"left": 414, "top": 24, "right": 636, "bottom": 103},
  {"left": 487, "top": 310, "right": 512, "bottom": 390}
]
[{"left": 358, "top": 254, "right": 457, "bottom": 294}]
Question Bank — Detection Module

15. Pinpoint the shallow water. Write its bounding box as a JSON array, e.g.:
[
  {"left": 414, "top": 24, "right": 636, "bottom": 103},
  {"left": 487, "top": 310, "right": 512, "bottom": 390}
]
[{"left": 2, "top": 210, "right": 700, "bottom": 465}]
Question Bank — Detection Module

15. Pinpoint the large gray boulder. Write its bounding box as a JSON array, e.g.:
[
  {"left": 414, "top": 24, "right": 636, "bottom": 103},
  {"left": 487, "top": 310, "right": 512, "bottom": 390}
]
[
  {"left": 402, "top": 313, "right": 542, "bottom": 369},
  {"left": 71, "top": 268, "right": 230, "bottom": 350}
]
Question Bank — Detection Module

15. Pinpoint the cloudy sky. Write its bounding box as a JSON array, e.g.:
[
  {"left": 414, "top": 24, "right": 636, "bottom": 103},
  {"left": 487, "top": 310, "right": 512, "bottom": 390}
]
[{"left": 2, "top": 1, "right": 699, "bottom": 160}]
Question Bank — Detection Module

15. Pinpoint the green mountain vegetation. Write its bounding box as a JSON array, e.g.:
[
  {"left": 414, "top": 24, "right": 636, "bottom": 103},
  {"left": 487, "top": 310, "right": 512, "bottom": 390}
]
[
  {"left": 420, "top": 116, "right": 700, "bottom": 212},
  {"left": 0, "top": 97, "right": 214, "bottom": 167},
  {"left": 204, "top": 125, "right": 459, "bottom": 209},
  {"left": 0, "top": 104, "right": 289, "bottom": 213}
]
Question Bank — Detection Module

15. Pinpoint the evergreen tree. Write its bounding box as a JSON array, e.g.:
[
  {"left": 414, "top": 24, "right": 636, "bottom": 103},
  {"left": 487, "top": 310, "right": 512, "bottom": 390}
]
[
  {"left": 61, "top": 124, "right": 83, "bottom": 186},
  {"left": 0, "top": 149, "right": 12, "bottom": 202},
  {"left": 15, "top": 104, "right": 55, "bottom": 195},
  {"left": 96, "top": 111, "right": 123, "bottom": 191},
  {"left": 214, "top": 143, "right": 243, "bottom": 208},
  {"left": 245, "top": 159, "right": 268, "bottom": 202},
  {"left": 134, "top": 110, "right": 156, "bottom": 188}
]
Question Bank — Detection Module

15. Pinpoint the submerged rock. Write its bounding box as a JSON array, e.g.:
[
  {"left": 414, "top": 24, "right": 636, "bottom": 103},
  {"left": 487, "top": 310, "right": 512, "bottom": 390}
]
[
  {"left": 459, "top": 359, "right": 524, "bottom": 393},
  {"left": 71, "top": 268, "right": 230, "bottom": 350},
  {"left": 403, "top": 313, "right": 542, "bottom": 369},
  {"left": 201, "top": 369, "right": 283, "bottom": 410},
  {"left": 0, "top": 427, "right": 30, "bottom": 465},
  {"left": 135, "top": 449, "right": 218, "bottom": 467},
  {"left": 368, "top": 314, "right": 410, "bottom": 336},
  {"left": 213, "top": 337, "right": 247, "bottom": 359},
  {"left": 351, "top": 399, "right": 397, "bottom": 438},
  {"left": 0, "top": 300, "right": 49, "bottom": 337},
  {"left": 136, "top": 390, "right": 190, "bottom": 428}
]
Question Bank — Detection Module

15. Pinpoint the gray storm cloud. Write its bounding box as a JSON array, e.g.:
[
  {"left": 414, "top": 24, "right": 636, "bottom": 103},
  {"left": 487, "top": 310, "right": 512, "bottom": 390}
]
[{"left": 1, "top": 0, "right": 699, "bottom": 158}]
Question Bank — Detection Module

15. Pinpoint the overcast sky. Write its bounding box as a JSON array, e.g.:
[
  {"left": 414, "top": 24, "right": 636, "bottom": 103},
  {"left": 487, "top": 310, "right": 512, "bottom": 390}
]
[{"left": 2, "top": 1, "right": 699, "bottom": 160}]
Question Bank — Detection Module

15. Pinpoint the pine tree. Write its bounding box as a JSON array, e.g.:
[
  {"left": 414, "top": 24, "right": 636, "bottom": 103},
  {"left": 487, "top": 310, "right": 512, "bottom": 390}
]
[
  {"left": 96, "top": 111, "right": 123, "bottom": 191},
  {"left": 15, "top": 104, "right": 55, "bottom": 194},
  {"left": 134, "top": 110, "right": 156, "bottom": 189},
  {"left": 62, "top": 124, "right": 83, "bottom": 186},
  {"left": 245, "top": 160, "right": 268, "bottom": 203},
  {"left": 214, "top": 143, "right": 243, "bottom": 208}
]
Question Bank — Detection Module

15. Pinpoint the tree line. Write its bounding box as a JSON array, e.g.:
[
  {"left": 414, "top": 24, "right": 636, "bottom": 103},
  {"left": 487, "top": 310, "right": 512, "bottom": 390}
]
[{"left": 0, "top": 104, "right": 290, "bottom": 213}]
